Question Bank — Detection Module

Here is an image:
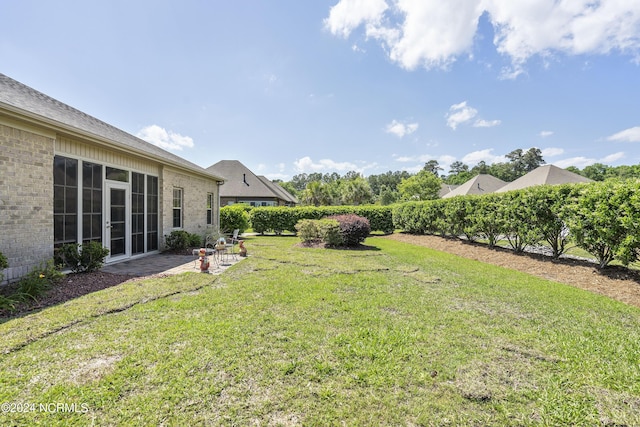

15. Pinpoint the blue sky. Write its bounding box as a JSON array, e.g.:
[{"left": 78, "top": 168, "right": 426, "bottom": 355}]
[{"left": 2, "top": 0, "right": 640, "bottom": 180}]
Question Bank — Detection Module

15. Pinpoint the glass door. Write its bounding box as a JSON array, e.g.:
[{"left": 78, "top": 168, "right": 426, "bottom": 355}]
[{"left": 106, "top": 182, "right": 130, "bottom": 259}]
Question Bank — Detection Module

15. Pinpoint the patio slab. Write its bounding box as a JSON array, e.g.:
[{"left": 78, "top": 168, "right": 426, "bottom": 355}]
[{"left": 100, "top": 251, "right": 243, "bottom": 277}]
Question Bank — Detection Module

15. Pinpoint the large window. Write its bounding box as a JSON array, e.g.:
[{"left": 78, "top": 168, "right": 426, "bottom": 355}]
[
  {"left": 82, "top": 162, "right": 102, "bottom": 244},
  {"left": 206, "top": 193, "right": 214, "bottom": 225},
  {"left": 173, "top": 188, "right": 183, "bottom": 228},
  {"left": 131, "top": 172, "right": 145, "bottom": 254},
  {"left": 54, "top": 156, "right": 78, "bottom": 247},
  {"left": 147, "top": 176, "right": 159, "bottom": 251}
]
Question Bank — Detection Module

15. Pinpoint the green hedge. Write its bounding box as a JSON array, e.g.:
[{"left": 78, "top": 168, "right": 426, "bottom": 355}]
[
  {"left": 392, "top": 181, "right": 640, "bottom": 268},
  {"left": 250, "top": 205, "right": 393, "bottom": 234}
]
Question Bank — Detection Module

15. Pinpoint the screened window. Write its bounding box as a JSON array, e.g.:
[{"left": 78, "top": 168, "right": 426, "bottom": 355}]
[
  {"left": 173, "top": 188, "right": 183, "bottom": 228},
  {"left": 82, "top": 162, "right": 103, "bottom": 244},
  {"left": 131, "top": 172, "right": 145, "bottom": 254},
  {"left": 106, "top": 167, "right": 129, "bottom": 182},
  {"left": 147, "top": 176, "right": 159, "bottom": 251},
  {"left": 54, "top": 156, "right": 78, "bottom": 247}
]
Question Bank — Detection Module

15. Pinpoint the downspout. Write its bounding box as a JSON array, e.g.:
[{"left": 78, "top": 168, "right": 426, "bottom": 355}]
[{"left": 216, "top": 180, "right": 224, "bottom": 229}]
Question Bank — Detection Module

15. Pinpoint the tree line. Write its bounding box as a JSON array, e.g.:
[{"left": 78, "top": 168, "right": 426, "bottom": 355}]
[{"left": 274, "top": 148, "right": 640, "bottom": 206}]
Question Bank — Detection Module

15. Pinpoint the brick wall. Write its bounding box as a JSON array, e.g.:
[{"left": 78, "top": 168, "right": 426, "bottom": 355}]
[
  {"left": 0, "top": 123, "right": 55, "bottom": 284},
  {"left": 161, "top": 167, "right": 220, "bottom": 248}
]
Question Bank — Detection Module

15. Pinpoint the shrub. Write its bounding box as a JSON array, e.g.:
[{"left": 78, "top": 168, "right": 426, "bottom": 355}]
[
  {"left": 0, "top": 294, "right": 17, "bottom": 312},
  {"left": 165, "top": 230, "right": 190, "bottom": 252},
  {"left": 56, "top": 242, "right": 110, "bottom": 273},
  {"left": 79, "top": 241, "right": 110, "bottom": 273},
  {"left": 329, "top": 214, "right": 371, "bottom": 247},
  {"left": 187, "top": 233, "right": 202, "bottom": 248},
  {"left": 220, "top": 205, "right": 250, "bottom": 233},
  {"left": 565, "top": 180, "right": 640, "bottom": 268},
  {"left": 0, "top": 251, "right": 7, "bottom": 283},
  {"left": 295, "top": 219, "right": 320, "bottom": 244},
  {"left": 318, "top": 219, "right": 343, "bottom": 247},
  {"left": 15, "top": 260, "right": 62, "bottom": 302},
  {"left": 251, "top": 205, "right": 393, "bottom": 235},
  {"left": 294, "top": 219, "right": 343, "bottom": 246}
]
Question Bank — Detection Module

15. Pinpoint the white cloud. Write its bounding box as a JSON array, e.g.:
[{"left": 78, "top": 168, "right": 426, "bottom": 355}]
[
  {"left": 264, "top": 173, "right": 290, "bottom": 181},
  {"left": 446, "top": 101, "right": 478, "bottom": 130},
  {"left": 541, "top": 147, "right": 564, "bottom": 157},
  {"left": 136, "top": 125, "right": 194, "bottom": 151},
  {"left": 552, "top": 157, "right": 595, "bottom": 168},
  {"left": 324, "top": 0, "right": 388, "bottom": 38},
  {"left": 294, "top": 156, "right": 364, "bottom": 173},
  {"left": 385, "top": 119, "right": 419, "bottom": 137},
  {"left": 552, "top": 152, "right": 626, "bottom": 168},
  {"left": 461, "top": 148, "right": 504, "bottom": 165},
  {"left": 539, "top": 130, "right": 554, "bottom": 138},
  {"left": 392, "top": 154, "right": 456, "bottom": 173},
  {"left": 473, "top": 119, "right": 501, "bottom": 128},
  {"left": 601, "top": 151, "right": 626, "bottom": 163},
  {"left": 607, "top": 126, "right": 640, "bottom": 142},
  {"left": 325, "top": 1, "right": 640, "bottom": 76}
]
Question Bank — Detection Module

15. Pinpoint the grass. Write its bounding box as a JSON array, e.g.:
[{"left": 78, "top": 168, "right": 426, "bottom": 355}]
[{"left": 1, "top": 236, "right": 640, "bottom": 425}]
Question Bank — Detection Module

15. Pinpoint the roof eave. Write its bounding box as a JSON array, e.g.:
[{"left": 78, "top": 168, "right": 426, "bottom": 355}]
[{"left": 0, "top": 101, "right": 225, "bottom": 182}]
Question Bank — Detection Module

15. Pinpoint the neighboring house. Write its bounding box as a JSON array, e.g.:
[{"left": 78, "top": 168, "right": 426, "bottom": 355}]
[
  {"left": 442, "top": 174, "right": 507, "bottom": 198},
  {"left": 439, "top": 183, "right": 459, "bottom": 198},
  {"left": 0, "top": 74, "right": 225, "bottom": 284},
  {"left": 495, "top": 164, "right": 592, "bottom": 193},
  {"left": 207, "top": 160, "right": 298, "bottom": 207}
]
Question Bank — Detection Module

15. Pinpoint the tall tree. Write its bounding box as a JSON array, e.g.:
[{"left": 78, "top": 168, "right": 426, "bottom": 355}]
[
  {"left": 340, "top": 177, "right": 374, "bottom": 205},
  {"left": 522, "top": 147, "right": 545, "bottom": 172},
  {"left": 398, "top": 170, "right": 442, "bottom": 201},
  {"left": 423, "top": 160, "right": 443, "bottom": 177}
]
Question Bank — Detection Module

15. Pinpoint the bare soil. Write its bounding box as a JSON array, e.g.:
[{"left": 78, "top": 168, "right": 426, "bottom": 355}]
[{"left": 386, "top": 233, "right": 640, "bottom": 309}]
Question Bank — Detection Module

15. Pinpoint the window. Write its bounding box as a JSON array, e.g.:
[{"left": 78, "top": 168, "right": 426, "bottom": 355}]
[
  {"left": 131, "top": 172, "right": 145, "bottom": 254},
  {"left": 106, "top": 167, "right": 129, "bottom": 182},
  {"left": 82, "top": 162, "right": 102, "bottom": 244},
  {"left": 173, "top": 188, "right": 183, "bottom": 228},
  {"left": 147, "top": 176, "right": 159, "bottom": 251},
  {"left": 206, "top": 193, "right": 214, "bottom": 225},
  {"left": 54, "top": 156, "right": 78, "bottom": 247}
]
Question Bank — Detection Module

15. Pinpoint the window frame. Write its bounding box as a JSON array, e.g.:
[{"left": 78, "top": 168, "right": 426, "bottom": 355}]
[{"left": 172, "top": 188, "right": 183, "bottom": 229}]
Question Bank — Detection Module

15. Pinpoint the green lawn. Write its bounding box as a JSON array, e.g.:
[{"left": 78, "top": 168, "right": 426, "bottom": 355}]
[{"left": 1, "top": 236, "right": 639, "bottom": 426}]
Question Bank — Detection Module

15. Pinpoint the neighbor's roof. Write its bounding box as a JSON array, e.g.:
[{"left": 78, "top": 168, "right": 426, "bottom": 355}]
[
  {"left": 0, "top": 73, "right": 223, "bottom": 181},
  {"left": 442, "top": 174, "right": 507, "bottom": 198},
  {"left": 439, "top": 183, "right": 459, "bottom": 198},
  {"left": 207, "top": 160, "right": 297, "bottom": 203},
  {"left": 257, "top": 175, "right": 298, "bottom": 204},
  {"left": 495, "top": 164, "right": 592, "bottom": 193}
]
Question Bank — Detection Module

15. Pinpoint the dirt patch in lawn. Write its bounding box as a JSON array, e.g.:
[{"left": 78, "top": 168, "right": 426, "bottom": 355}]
[{"left": 385, "top": 233, "right": 640, "bottom": 309}]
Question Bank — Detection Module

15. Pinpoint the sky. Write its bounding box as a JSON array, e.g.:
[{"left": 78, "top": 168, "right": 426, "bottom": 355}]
[{"left": 2, "top": 0, "right": 640, "bottom": 180}]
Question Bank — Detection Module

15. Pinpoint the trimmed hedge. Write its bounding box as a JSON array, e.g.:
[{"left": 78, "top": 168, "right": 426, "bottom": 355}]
[
  {"left": 392, "top": 180, "right": 640, "bottom": 269},
  {"left": 250, "top": 205, "right": 393, "bottom": 234},
  {"left": 220, "top": 205, "right": 250, "bottom": 233}
]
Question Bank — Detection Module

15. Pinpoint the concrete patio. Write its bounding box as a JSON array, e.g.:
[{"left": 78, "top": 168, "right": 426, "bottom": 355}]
[{"left": 100, "top": 250, "right": 244, "bottom": 277}]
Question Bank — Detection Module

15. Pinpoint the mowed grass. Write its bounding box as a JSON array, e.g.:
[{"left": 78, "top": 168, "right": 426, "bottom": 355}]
[{"left": 1, "top": 236, "right": 640, "bottom": 426}]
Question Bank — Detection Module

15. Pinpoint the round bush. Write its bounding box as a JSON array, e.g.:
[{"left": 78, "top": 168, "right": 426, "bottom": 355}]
[{"left": 328, "top": 214, "right": 371, "bottom": 247}]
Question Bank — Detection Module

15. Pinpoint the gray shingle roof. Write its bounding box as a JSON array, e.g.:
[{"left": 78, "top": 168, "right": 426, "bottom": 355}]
[
  {"left": 495, "top": 164, "right": 592, "bottom": 193},
  {"left": 0, "top": 73, "right": 223, "bottom": 180},
  {"left": 442, "top": 174, "right": 507, "bottom": 198},
  {"left": 207, "top": 160, "right": 297, "bottom": 203}
]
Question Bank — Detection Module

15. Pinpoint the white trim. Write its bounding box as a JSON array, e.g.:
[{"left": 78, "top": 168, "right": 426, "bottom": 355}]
[{"left": 105, "top": 181, "right": 131, "bottom": 262}]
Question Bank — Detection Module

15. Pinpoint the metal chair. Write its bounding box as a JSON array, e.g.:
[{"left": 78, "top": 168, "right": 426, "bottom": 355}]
[{"left": 226, "top": 229, "right": 240, "bottom": 258}]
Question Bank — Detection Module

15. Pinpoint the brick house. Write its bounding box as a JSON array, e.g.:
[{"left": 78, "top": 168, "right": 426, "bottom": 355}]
[
  {"left": 0, "top": 74, "right": 225, "bottom": 283},
  {"left": 207, "top": 160, "right": 297, "bottom": 207}
]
